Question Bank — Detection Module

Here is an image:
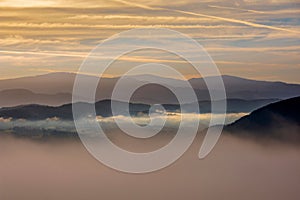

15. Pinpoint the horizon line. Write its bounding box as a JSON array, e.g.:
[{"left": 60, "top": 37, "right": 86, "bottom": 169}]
[{"left": 0, "top": 71, "right": 299, "bottom": 85}]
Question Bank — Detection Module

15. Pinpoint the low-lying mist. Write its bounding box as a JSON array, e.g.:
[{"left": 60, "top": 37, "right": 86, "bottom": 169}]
[
  {"left": 0, "top": 112, "right": 247, "bottom": 136},
  {"left": 0, "top": 127, "right": 299, "bottom": 200}
]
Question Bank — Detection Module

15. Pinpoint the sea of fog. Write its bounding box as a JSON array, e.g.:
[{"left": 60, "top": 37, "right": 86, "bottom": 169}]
[
  {"left": 0, "top": 112, "right": 248, "bottom": 133},
  {"left": 0, "top": 113, "right": 300, "bottom": 200},
  {"left": 1, "top": 132, "right": 300, "bottom": 199}
]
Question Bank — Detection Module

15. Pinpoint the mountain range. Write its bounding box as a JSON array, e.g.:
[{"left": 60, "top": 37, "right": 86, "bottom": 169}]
[
  {"left": 0, "top": 98, "right": 281, "bottom": 120},
  {"left": 0, "top": 72, "right": 299, "bottom": 107},
  {"left": 1, "top": 96, "right": 299, "bottom": 144}
]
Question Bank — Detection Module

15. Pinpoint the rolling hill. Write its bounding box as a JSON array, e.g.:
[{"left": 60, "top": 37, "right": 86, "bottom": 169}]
[{"left": 226, "top": 96, "right": 300, "bottom": 143}]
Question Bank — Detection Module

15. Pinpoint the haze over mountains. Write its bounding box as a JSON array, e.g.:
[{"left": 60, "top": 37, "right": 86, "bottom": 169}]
[
  {"left": 0, "top": 73, "right": 299, "bottom": 144},
  {"left": 0, "top": 89, "right": 71, "bottom": 107},
  {"left": 0, "top": 72, "right": 299, "bottom": 107},
  {"left": 0, "top": 96, "right": 299, "bottom": 144}
]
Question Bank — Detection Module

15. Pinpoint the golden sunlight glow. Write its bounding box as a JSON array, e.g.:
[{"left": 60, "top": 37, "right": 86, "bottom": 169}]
[
  {"left": 0, "top": 0, "right": 299, "bottom": 82},
  {"left": 0, "top": 0, "right": 57, "bottom": 7}
]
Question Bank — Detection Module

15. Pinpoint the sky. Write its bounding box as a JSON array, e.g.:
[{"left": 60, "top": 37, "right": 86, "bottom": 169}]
[{"left": 0, "top": 0, "right": 299, "bottom": 82}]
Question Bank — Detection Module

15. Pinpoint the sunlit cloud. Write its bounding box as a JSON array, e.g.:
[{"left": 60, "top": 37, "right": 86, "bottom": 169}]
[
  {"left": 0, "top": 0, "right": 299, "bottom": 83},
  {"left": 0, "top": 50, "right": 88, "bottom": 58},
  {"left": 0, "top": 35, "right": 79, "bottom": 46},
  {"left": 115, "top": 0, "right": 300, "bottom": 34},
  {"left": 0, "top": 22, "right": 241, "bottom": 29},
  {"left": 208, "top": 5, "right": 265, "bottom": 14},
  {"left": 113, "top": 0, "right": 160, "bottom": 10},
  {"left": 0, "top": 0, "right": 57, "bottom": 7},
  {"left": 67, "top": 14, "right": 217, "bottom": 22},
  {"left": 171, "top": 8, "right": 300, "bottom": 34}
]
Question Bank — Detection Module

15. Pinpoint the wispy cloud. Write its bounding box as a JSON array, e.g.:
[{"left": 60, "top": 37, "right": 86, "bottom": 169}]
[
  {"left": 0, "top": 50, "right": 88, "bottom": 58},
  {"left": 0, "top": 0, "right": 299, "bottom": 83},
  {"left": 113, "top": 0, "right": 161, "bottom": 10},
  {"left": 208, "top": 5, "right": 265, "bottom": 14},
  {"left": 67, "top": 14, "right": 216, "bottom": 22},
  {"left": 0, "top": 35, "right": 78, "bottom": 46},
  {"left": 115, "top": 0, "right": 300, "bottom": 34},
  {"left": 0, "top": 22, "right": 241, "bottom": 29}
]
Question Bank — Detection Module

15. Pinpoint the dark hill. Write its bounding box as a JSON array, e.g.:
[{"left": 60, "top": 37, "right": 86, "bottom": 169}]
[
  {"left": 0, "top": 100, "right": 150, "bottom": 120},
  {"left": 0, "top": 99, "right": 279, "bottom": 120},
  {"left": 226, "top": 96, "right": 300, "bottom": 143}
]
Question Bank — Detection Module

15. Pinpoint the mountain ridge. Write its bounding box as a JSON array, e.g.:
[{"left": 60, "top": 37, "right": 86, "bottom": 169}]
[
  {"left": 226, "top": 96, "right": 300, "bottom": 143},
  {"left": 0, "top": 98, "right": 280, "bottom": 120},
  {"left": 0, "top": 72, "right": 299, "bottom": 106}
]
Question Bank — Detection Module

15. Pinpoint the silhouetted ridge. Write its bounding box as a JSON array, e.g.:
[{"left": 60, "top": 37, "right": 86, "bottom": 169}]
[
  {"left": 0, "top": 100, "right": 150, "bottom": 120},
  {"left": 0, "top": 72, "right": 300, "bottom": 106},
  {"left": 226, "top": 96, "right": 300, "bottom": 143},
  {"left": 0, "top": 99, "right": 280, "bottom": 120}
]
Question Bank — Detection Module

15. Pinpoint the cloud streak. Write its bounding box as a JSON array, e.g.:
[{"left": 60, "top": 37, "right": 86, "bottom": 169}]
[
  {"left": 0, "top": 22, "right": 240, "bottom": 29},
  {"left": 0, "top": 0, "right": 299, "bottom": 83},
  {"left": 208, "top": 5, "right": 265, "bottom": 14},
  {"left": 115, "top": 0, "right": 300, "bottom": 34}
]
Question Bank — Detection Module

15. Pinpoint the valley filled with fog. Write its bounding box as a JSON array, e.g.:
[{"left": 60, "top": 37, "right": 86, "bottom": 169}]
[
  {"left": 0, "top": 112, "right": 247, "bottom": 135},
  {"left": 1, "top": 128, "right": 300, "bottom": 200}
]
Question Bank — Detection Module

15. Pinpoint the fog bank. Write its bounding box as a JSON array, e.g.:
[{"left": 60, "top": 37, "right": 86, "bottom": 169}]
[{"left": 0, "top": 131, "right": 299, "bottom": 200}]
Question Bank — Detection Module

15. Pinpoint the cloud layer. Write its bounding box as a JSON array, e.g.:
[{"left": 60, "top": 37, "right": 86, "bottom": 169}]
[{"left": 0, "top": 0, "right": 299, "bottom": 82}]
